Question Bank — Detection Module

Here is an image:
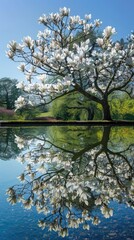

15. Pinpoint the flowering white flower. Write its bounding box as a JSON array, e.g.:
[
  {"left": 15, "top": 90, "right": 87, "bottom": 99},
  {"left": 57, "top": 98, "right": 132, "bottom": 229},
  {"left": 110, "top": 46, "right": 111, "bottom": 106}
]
[
  {"left": 96, "top": 38, "right": 104, "bottom": 47},
  {"left": 27, "top": 100, "right": 33, "bottom": 107},
  {"left": 38, "top": 15, "right": 48, "bottom": 24},
  {"left": 92, "top": 217, "right": 100, "bottom": 225},
  {"left": 7, "top": 196, "right": 17, "bottom": 205},
  {"left": 94, "top": 19, "right": 102, "bottom": 27},
  {"left": 59, "top": 228, "right": 69, "bottom": 237},
  {"left": 37, "top": 74, "right": 47, "bottom": 83},
  {"left": 95, "top": 197, "right": 102, "bottom": 205},
  {"left": 17, "top": 173, "right": 25, "bottom": 182},
  {"left": 85, "top": 14, "right": 92, "bottom": 20},
  {"left": 114, "top": 42, "right": 121, "bottom": 50},
  {"left": 83, "top": 224, "right": 90, "bottom": 230},
  {"left": 38, "top": 220, "right": 46, "bottom": 229},
  {"left": 23, "top": 36, "right": 34, "bottom": 48},
  {"left": 70, "top": 15, "right": 80, "bottom": 24},
  {"left": 6, "top": 188, "right": 15, "bottom": 195},
  {"left": 16, "top": 81, "right": 25, "bottom": 90},
  {"left": 22, "top": 198, "right": 33, "bottom": 209},
  {"left": 17, "top": 63, "right": 25, "bottom": 72},
  {"left": 82, "top": 210, "right": 88, "bottom": 217},
  {"left": 6, "top": 50, "right": 14, "bottom": 59},
  {"left": 59, "top": 7, "right": 70, "bottom": 16},
  {"left": 101, "top": 205, "right": 113, "bottom": 218},
  {"left": 103, "top": 26, "right": 116, "bottom": 38},
  {"left": 15, "top": 96, "right": 26, "bottom": 110},
  {"left": 26, "top": 164, "right": 32, "bottom": 171},
  {"left": 7, "top": 40, "right": 17, "bottom": 52},
  {"left": 15, "top": 135, "right": 25, "bottom": 149}
]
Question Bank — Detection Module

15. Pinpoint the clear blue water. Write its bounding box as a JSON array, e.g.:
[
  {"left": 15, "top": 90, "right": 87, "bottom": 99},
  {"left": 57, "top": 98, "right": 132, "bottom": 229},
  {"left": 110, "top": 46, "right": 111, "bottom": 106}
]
[{"left": 0, "top": 126, "right": 134, "bottom": 240}]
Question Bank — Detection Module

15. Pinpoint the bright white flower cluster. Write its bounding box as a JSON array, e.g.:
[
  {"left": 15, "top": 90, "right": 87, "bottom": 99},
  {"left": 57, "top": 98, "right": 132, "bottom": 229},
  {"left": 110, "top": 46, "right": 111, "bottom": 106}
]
[
  {"left": 14, "top": 95, "right": 33, "bottom": 110},
  {"left": 103, "top": 26, "right": 116, "bottom": 38},
  {"left": 15, "top": 135, "right": 26, "bottom": 149},
  {"left": 15, "top": 96, "right": 26, "bottom": 110}
]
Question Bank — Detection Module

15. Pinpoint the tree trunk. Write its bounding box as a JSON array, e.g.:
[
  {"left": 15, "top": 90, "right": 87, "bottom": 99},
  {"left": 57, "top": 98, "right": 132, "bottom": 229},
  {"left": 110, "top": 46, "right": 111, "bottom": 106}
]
[
  {"left": 6, "top": 93, "right": 10, "bottom": 109},
  {"left": 87, "top": 107, "right": 94, "bottom": 120},
  {"left": 101, "top": 126, "right": 111, "bottom": 149},
  {"left": 102, "top": 99, "right": 112, "bottom": 121}
]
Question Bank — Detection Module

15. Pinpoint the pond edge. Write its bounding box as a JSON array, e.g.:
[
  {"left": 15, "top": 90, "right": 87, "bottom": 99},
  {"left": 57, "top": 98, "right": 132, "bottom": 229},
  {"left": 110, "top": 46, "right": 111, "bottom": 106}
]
[{"left": 0, "top": 120, "right": 134, "bottom": 127}]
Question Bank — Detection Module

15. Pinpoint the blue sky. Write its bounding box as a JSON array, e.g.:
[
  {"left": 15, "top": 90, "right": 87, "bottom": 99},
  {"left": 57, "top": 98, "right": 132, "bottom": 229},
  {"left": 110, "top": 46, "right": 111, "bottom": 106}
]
[{"left": 0, "top": 0, "right": 134, "bottom": 81}]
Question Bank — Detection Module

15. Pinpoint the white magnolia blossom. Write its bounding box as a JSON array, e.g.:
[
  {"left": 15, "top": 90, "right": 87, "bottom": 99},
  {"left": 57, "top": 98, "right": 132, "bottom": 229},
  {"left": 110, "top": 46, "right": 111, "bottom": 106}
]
[
  {"left": 16, "top": 81, "right": 25, "bottom": 90},
  {"left": 17, "top": 173, "right": 25, "bottom": 182},
  {"left": 37, "top": 74, "right": 47, "bottom": 83},
  {"left": 23, "top": 36, "right": 34, "bottom": 48},
  {"left": 94, "top": 19, "right": 102, "bottom": 27},
  {"left": 17, "top": 63, "right": 26, "bottom": 72},
  {"left": 15, "top": 135, "right": 25, "bottom": 149},
  {"left": 101, "top": 205, "right": 113, "bottom": 218},
  {"left": 85, "top": 14, "right": 92, "bottom": 20},
  {"left": 96, "top": 38, "right": 104, "bottom": 47},
  {"left": 59, "top": 6, "right": 70, "bottom": 16},
  {"left": 15, "top": 96, "right": 26, "bottom": 110},
  {"left": 103, "top": 26, "right": 116, "bottom": 38}
]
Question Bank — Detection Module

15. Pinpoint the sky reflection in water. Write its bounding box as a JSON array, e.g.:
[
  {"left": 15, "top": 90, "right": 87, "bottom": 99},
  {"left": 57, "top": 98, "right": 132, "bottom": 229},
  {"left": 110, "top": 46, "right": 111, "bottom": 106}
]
[{"left": 0, "top": 126, "right": 134, "bottom": 240}]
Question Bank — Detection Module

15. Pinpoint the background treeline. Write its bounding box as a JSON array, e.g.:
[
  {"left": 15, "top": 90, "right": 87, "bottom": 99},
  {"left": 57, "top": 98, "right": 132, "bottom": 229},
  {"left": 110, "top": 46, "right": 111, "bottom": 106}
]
[
  {"left": 49, "top": 92, "right": 134, "bottom": 120},
  {"left": 0, "top": 77, "right": 134, "bottom": 120}
]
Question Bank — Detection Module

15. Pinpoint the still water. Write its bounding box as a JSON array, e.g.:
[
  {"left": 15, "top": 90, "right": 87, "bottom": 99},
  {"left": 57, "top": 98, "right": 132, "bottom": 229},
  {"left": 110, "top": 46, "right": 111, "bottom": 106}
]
[{"left": 0, "top": 126, "right": 134, "bottom": 240}]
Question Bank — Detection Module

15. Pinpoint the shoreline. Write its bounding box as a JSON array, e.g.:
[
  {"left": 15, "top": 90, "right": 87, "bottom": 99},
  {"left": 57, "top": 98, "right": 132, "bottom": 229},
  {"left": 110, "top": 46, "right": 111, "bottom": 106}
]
[{"left": 0, "top": 120, "right": 134, "bottom": 127}]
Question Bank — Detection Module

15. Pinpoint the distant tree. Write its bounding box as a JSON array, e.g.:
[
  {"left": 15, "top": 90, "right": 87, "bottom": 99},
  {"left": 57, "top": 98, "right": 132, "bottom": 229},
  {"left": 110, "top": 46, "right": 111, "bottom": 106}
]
[
  {"left": 7, "top": 7, "right": 134, "bottom": 120},
  {"left": 0, "top": 128, "right": 20, "bottom": 160},
  {"left": 110, "top": 91, "right": 134, "bottom": 120},
  {"left": 0, "top": 78, "right": 21, "bottom": 109}
]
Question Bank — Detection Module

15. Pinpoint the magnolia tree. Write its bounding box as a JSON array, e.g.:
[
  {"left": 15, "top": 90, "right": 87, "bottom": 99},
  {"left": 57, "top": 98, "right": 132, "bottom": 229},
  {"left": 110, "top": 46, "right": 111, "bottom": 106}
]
[{"left": 7, "top": 7, "right": 134, "bottom": 120}]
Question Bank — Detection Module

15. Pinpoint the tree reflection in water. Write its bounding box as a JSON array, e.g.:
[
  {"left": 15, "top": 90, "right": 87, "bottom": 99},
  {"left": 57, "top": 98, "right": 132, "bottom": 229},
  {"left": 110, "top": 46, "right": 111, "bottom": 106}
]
[
  {"left": 0, "top": 128, "right": 20, "bottom": 160},
  {"left": 6, "top": 126, "right": 134, "bottom": 237}
]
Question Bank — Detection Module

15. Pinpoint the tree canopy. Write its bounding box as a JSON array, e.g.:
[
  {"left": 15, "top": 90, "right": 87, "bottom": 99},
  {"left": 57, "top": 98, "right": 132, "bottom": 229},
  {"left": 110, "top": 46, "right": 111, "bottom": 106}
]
[
  {"left": 0, "top": 77, "right": 21, "bottom": 109},
  {"left": 7, "top": 7, "right": 134, "bottom": 120}
]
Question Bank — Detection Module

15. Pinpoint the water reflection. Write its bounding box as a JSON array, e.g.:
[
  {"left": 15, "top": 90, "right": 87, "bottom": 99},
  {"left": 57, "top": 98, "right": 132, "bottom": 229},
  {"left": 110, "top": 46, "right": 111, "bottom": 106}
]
[
  {"left": 6, "top": 126, "right": 134, "bottom": 238},
  {"left": 0, "top": 128, "right": 20, "bottom": 160}
]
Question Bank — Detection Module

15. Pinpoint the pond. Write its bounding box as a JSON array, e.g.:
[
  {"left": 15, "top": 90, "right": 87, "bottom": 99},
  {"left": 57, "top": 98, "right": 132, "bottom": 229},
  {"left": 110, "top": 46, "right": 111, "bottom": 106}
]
[{"left": 0, "top": 125, "right": 134, "bottom": 240}]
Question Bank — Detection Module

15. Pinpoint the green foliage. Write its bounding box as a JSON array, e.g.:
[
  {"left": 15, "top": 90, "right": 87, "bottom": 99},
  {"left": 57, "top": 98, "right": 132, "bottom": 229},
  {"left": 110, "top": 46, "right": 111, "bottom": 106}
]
[
  {"left": 16, "top": 106, "right": 41, "bottom": 120},
  {"left": 110, "top": 92, "right": 134, "bottom": 120},
  {"left": 51, "top": 94, "right": 78, "bottom": 120},
  {"left": 47, "top": 125, "right": 134, "bottom": 153},
  {"left": 0, "top": 107, "right": 20, "bottom": 120},
  {"left": 50, "top": 93, "right": 102, "bottom": 120},
  {"left": 0, "top": 77, "right": 133, "bottom": 121},
  {"left": 0, "top": 77, "right": 22, "bottom": 109},
  {"left": 0, "top": 113, "right": 14, "bottom": 120},
  {"left": 51, "top": 97, "right": 72, "bottom": 120},
  {"left": 48, "top": 125, "right": 103, "bottom": 151},
  {"left": 38, "top": 111, "right": 53, "bottom": 118},
  {"left": 0, "top": 128, "right": 21, "bottom": 160},
  {"left": 49, "top": 91, "right": 134, "bottom": 121},
  {"left": 109, "top": 126, "right": 134, "bottom": 150}
]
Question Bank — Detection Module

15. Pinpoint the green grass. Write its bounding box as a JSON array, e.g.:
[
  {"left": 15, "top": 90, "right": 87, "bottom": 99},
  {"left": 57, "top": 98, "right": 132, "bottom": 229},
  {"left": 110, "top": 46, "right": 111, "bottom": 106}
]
[{"left": 38, "top": 111, "right": 54, "bottom": 117}]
